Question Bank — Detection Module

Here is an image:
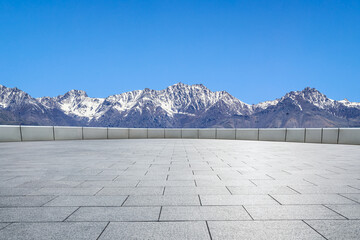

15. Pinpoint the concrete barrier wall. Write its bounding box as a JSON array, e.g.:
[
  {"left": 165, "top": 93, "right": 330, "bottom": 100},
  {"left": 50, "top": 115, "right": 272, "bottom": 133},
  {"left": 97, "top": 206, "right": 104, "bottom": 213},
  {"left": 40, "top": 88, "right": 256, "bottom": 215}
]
[
  {"left": 129, "top": 128, "right": 148, "bottom": 139},
  {"left": 338, "top": 128, "right": 360, "bottom": 145},
  {"left": 199, "top": 128, "right": 216, "bottom": 139},
  {"left": 148, "top": 128, "right": 165, "bottom": 138},
  {"left": 236, "top": 129, "right": 258, "bottom": 141},
  {"left": 259, "top": 128, "right": 286, "bottom": 141},
  {"left": 1, "top": 126, "right": 360, "bottom": 145},
  {"left": 108, "top": 128, "right": 129, "bottom": 139},
  {"left": 182, "top": 129, "right": 198, "bottom": 139},
  {"left": 21, "top": 126, "right": 54, "bottom": 141},
  {"left": 165, "top": 129, "right": 182, "bottom": 138},
  {"left": 305, "top": 128, "right": 322, "bottom": 143},
  {"left": 83, "top": 127, "right": 107, "bottom": 140},
  {"left": 54, "top": 126, "right": 82, "bottom": 140},
  {"left": 286, "top": 128, "right": 305, "bottom": 142},
  {"left": 0, "top": 125, "right": 21, "bottom": 142},
  {"left": 322, "top": 128, "right": 339, "bottom": 144},
  {"left": 217, "top": 129, "right": 236, "bottom": 140}
]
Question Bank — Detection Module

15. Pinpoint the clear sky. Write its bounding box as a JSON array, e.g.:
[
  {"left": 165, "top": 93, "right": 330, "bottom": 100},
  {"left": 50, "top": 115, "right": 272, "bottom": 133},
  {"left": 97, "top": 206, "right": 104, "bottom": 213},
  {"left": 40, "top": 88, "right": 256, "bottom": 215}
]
[{"left": 0, "top": 0, "right": 359, "bottom": 104}]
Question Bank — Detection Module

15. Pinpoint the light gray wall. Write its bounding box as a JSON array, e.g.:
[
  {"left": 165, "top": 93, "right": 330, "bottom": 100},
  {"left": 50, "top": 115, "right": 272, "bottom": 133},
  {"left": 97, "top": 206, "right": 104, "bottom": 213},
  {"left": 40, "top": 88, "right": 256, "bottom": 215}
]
[
  {"left": 259, "top": 128, "right": 286, "bottom": 141},
  {"left": 182, "top": 129, "right": 199, "bottom": 139},
  {"left": 236, "top": 129, "right": 258, "bottom": 141},
  {"left": 286, "top": 128, "right": 305, "bottom": 142},
  {"left": 338, "top": 128, "right": 360, "bottom": 145},
  {"left": 54, "top": 126, "right": 82, "bottom": 140},
  {"left": 305, "top": 128, "right": 322, "bottom": 143},
  {"left": 21, "top": 126, "right": 54, "bottom": 141},
  {"left": 83, "top": 127, "right": 107, "bottom": 140},
  {"left": 216, "top": 129, "right": 236, "bottom": 140},
  {"left": 129, "top": 128, "right": 147, "bottom": 139},
  {"left": 108, "top": 128, "right": 129, "bottom": 139},
  {"left": 1, "top": 126, "right": 359, "bottom": 145},
  {"left": 322, "top": 128, "right": 339, "bottom": 144},
  {"left": 199, "top": 128, "right": 216, "bottom": 139},
  {"left": 165, "top": 129, "right": 182, "bottom": 138},
  {"left": 0, "top": 125, "right": 21, "bottom": 142},
  {"left": 148, "top": 128, "right": 165, "bottom": 138}
]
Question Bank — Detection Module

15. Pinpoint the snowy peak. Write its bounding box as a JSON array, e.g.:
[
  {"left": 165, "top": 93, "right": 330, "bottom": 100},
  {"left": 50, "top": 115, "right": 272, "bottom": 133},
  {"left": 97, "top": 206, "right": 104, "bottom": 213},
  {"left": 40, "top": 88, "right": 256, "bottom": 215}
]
[
  {"left": 277, "top": 87, "right": 334, "bottom": 110},
  {"left": 339, "top": 99, "right": 360, "bottom": 109},
  {"left": 1, "top": 83, "right": 359, "bottom": 128},
  {"left": 38, "top": 89, "right": 105, "bottom": 119},
  {"left": 62, "top": 89, "right": 88, "bottom": 99},
  {"left": 0, "top": 84, "right": 37, "bottom": 108},
  {"left": 101, "top": 83, "right": 251, "bottom": 118}
]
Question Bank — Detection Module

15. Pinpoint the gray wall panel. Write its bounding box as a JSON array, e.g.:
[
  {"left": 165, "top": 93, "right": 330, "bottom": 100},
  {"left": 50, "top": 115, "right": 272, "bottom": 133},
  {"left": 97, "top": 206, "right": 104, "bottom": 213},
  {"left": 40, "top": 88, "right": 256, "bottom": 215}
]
[
  {"left": 54, "top": 127, "right": 82, "bottom": 140},
  {"left": 148, "top": 129, "right": 165, "bottom": 138},
  {"left": 21, "top": 126, "right": 54, "bottom": 141},
  {"left": 259, "top": 128, "right": 286, "bottom": 141},
  {"left": 286, "top": 128, "right": 305, "bottom": 142},
  {"left": 108, "top": 128, "right": 129, "bottom": 139},
  {"left": 305, "top": 128, "right": 322, "bottom": 143},
  {"left": 129, "top": 128, "right": 147, "bottom": 139},
  {"left": 0, "top": 125, "right": 21, "bottom": 142},
  {"left": 322, "top": 128, "right": 339, "bottom": 144},
  {"left": 236, "top": 129, "right": 258, "bottom": 140},
  {"left": 216, "top": 129, "right": 236, "bottom": 140},
  {"left": 199, "top": 129, "right": 216, "bottom": 139},
  {"left": 182, "top": 129, "right": 198, "bottom": 139},
  {"left": 83, "top": 127, "right": 107, "bottom": 139},
  {"left": 165, "top": 129, "right": 181, "bottom": 138},
  {"left": 338, "top": 128, "right": 360, "bottom": 145}
]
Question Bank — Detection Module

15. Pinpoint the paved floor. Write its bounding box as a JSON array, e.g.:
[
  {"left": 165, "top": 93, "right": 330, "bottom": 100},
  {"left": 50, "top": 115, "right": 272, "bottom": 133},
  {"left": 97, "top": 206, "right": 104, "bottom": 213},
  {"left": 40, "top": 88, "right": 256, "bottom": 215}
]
[{"left": 0, "top": 139, "right": 359, "bottom": 240}]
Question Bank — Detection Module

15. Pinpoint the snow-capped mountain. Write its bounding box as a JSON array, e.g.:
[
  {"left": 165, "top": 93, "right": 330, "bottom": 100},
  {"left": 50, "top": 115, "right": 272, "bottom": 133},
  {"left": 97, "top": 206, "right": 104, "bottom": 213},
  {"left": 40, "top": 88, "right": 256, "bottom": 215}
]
[{"left": 0, "top": 83, "right": 359, "bottom": 127}]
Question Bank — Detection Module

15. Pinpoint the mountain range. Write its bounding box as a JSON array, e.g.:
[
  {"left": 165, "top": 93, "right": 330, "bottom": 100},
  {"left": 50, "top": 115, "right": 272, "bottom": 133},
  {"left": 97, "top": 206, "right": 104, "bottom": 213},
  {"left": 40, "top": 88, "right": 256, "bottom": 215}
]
[{"left": 1, "top": 83, "right": 359, "bottom": 128}]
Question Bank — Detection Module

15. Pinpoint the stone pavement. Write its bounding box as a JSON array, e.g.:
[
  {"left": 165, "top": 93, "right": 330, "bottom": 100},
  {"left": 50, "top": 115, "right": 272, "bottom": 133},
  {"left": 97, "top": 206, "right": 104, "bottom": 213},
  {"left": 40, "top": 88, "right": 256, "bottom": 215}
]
[{"left": 0, "top": 139, "right": 359, "bottom": 239}]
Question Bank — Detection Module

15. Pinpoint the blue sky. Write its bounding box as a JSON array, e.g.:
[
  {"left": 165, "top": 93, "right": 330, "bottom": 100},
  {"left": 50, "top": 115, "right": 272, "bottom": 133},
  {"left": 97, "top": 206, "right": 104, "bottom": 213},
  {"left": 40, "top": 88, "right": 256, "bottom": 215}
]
[{"left": 0, "top": 0, "right": 359, "bottom": 104}]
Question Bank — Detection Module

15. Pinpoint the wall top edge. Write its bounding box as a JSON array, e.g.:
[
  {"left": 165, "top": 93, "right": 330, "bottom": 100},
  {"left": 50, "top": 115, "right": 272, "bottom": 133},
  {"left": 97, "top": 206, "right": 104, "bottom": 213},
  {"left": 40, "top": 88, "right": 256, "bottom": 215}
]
[{"left": 0, "top": 125, "right": 359, "bottom": 130}]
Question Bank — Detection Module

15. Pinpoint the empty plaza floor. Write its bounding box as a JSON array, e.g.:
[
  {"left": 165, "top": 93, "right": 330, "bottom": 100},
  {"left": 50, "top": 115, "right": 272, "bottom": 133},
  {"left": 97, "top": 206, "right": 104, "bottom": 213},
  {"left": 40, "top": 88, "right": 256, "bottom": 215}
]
[{"left": 0, "top": 139, "right": 359, "bottom": 239}]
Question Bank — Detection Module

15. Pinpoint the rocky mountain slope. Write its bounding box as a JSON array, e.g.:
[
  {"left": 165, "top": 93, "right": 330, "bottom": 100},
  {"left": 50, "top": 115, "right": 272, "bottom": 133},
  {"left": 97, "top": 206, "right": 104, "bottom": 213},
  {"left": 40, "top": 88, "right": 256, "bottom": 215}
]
[{"left": 1, "top": 83, "right": 359, "bottom": 128}]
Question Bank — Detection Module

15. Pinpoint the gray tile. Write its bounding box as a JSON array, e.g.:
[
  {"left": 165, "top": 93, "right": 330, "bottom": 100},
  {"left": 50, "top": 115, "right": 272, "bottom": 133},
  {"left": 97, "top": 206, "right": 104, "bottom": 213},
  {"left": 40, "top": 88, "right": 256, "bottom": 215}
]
[
  {"left": 0, "top": 188, "right": 39, "bottom": 196},
  {"left": 271, "top": 194, "right": 356, "bottom": 205},
  {"left": 325, "top": 205, "right": 360, "bottom": 219},
  {"left": 289, "top": 185, "right": 360, "bottom": 194},
  {"left": 44, "top": 196, "right": 128, "bottom": 206},
  {"left": 0, "top": 196, "right": 55, "bottom": 207},
  {"left": 99, "top": 221, "right": 210, "bottom": 240},
  {"left": 97, "top": 187, "right": 164, "bottom": 196},
  {"left": 17, "top": 180, "right": 83, "bottom": 188},
  {"left": 195, "top": 179, "right": 255, "bottom": 187},
  {"left": 1, "top": 137, "right": 360, "bottom": 239},
  {"left": 167, "top": 175, "right": 219, "bottom": 181},
  {"left": 77, "top": 181, "right": 139, "bottom": 188},
  {"left": 251, "top": 179, "right": 315, "bottom": 187},
  {"left": 160, "top": 206, "right": 251, "bottom": 220},
  {"left": 228, "top": 186, "right": 298, "bottom": 195},
  {"left": 124, "top": 195, "right": 200, "bottom": 206},
  {"left": 208, "top": 220, "right": 324, "bottom": 240},
  {"left": 60, "top": 175, "right": 117, "bottom": 181},
  {"left": 66, "top": 206, "right": 160, "bottom": 221},
  {"left": 200, "top": 195, "right": 278, "bottom": 205},
  {"left": 164, "top": 186, "right": 230, "bottom": 195},
  {"left": 340, "top": 193, "right": 360, "bottom": 203},
  {"left": 0, "top": 222, "right": 107, "bottom": 240},
  {"left": 29, "top": 188, "right": 102, "bottom": 196},
  {"left": 0, "top": 207, "right": 77, "bottom": 222},
  {"left": 245, "top": 205, "right": 345, "bottom": 220},
  {"left": 0, "top": 223, "right": 10, "bottom": 230},
  {"left": 137, "top": 180, "right": 196, "bottom": 187},
  {"left": 306, "top": 220, "right": 360, "bottom": 240}
]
